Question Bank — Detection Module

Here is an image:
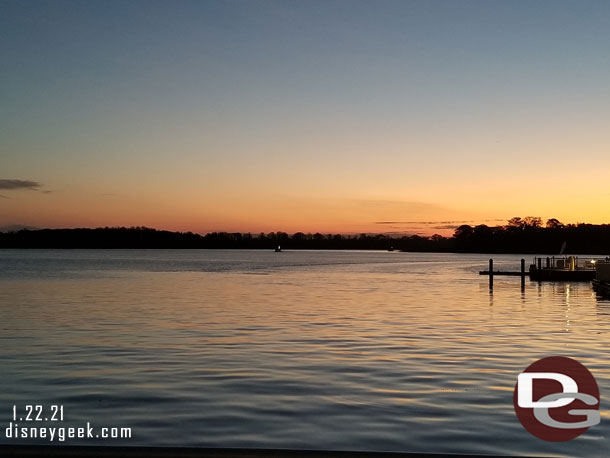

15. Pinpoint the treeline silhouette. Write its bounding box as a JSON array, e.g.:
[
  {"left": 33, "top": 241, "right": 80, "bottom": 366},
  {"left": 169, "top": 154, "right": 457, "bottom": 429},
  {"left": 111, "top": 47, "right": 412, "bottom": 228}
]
[
  {"left": 0, "top": 227, "right": 445, "bottom": 250},
  {"left": 452, "top": 217, "right": 610, "bottom": 254},
  {"left": 0, "top": 217, "right": 609, "bottom": 254}
]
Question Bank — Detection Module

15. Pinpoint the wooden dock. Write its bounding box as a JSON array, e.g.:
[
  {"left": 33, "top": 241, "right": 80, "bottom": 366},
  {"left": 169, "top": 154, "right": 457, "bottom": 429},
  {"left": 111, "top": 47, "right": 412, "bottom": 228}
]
[
  {"left": 480, "top": 257, "right": 599, "bottom": 285},
  {"left": 479, "top": 270, "right": 528, "bottom": 276},
  {"left": 529, "top": 268, "right": 595, "bottom": 281}
]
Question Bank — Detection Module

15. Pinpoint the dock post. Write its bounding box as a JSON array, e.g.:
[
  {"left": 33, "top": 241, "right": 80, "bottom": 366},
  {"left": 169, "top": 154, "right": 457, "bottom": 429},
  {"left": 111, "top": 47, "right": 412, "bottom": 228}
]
[
  {"left": 537, "top": 257, "right": 542, "bottom": 271},
  {"left": 521, "top": 258, "right": 526, "bottom": 290},
  {"left": 489, "top": 258, "right": 494, "bottom": 290}
]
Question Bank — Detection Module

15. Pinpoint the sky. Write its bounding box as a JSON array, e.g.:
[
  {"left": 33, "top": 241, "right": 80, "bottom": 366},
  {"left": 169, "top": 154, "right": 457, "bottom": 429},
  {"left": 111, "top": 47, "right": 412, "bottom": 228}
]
[{"left": 1, "top": 0, "right": 609, "bottom": 236}]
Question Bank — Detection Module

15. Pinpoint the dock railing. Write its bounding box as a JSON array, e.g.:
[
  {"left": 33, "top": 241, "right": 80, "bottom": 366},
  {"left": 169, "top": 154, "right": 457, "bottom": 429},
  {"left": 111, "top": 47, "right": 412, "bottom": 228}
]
[
  {"left": 481, "top": 256, "right": 610, "bottom": 287},
  {"left": 531, "top": 256, "right": 610, "bottom": 271}
]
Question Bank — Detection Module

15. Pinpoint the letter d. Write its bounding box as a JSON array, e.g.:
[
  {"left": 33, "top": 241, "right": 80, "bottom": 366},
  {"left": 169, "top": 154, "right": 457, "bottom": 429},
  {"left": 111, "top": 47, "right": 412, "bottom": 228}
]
[
  {"left": 5, "top": 422, "right": 13, "bottom": 438},
  {"left": 518, "top": 372, "right": 577, "bottom": 408}
]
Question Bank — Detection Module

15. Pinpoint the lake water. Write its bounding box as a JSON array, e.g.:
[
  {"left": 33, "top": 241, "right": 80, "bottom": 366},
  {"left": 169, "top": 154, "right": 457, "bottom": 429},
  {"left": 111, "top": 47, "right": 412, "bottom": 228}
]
[{"left": 1, "top": 249, "right": 609, "bottom": 456}]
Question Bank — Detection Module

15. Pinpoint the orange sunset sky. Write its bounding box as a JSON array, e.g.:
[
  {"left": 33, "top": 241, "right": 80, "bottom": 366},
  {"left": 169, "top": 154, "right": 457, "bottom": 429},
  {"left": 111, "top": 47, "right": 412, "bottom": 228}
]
[{"left": 2, "top": 1, "right": 609, "bottom": 236}]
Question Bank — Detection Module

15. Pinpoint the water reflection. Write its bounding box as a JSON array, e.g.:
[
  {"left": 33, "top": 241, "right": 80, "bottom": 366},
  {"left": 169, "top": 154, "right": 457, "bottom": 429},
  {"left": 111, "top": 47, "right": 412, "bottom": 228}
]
[{"left": 0, "top": 250, "right": 609, "bottom": 457}]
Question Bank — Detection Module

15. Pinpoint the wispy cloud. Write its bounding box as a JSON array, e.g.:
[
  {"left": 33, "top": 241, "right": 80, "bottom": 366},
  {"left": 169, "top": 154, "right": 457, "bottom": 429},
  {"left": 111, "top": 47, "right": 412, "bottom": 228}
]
[
  {"left": 432, "top": 224, "right": 460, "bottom": 230},
  {"left": 0, "top": 179, "right": 51, "bottom": 194},
  {"left": 374, "top": 219, "right": 505, "bottom": 226},
  {"left": 0, "top": 179, "right": 42, "bottom": 191}
]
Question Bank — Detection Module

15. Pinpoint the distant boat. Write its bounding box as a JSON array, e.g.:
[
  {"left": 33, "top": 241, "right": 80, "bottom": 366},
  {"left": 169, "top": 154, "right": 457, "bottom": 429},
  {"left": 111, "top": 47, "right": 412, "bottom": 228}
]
[
  {"left": 274, "top": 245, "right": 282, "bottom": 252},
  {"left": 388, "top": 246, "right": 395, "bottom": 251}
]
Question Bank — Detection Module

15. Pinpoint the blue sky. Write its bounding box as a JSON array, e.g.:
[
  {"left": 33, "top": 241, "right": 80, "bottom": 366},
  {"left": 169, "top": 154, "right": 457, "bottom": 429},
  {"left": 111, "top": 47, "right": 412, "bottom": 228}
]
[{"left": 2, "top": 0, "right": 609, "bottom": 234}]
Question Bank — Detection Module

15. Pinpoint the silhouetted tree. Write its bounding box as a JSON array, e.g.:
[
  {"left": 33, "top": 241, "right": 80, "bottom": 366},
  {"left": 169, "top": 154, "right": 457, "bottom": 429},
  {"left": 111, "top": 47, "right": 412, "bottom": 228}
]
[
  {"left": 546, "top": 218, "right": 564, "bottom": 229},
  {"left": 507, "top": 217, "right": 524, "bottom": 229},
  {"left": 523, "top": 216, "right": 542, "bottom": 228}
]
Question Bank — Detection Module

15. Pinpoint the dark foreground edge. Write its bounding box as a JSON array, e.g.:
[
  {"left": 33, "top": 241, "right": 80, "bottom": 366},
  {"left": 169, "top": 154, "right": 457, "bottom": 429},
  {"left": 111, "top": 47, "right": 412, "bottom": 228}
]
[{"left": 0, "top": 445, "right": 512, "bottom": 458}]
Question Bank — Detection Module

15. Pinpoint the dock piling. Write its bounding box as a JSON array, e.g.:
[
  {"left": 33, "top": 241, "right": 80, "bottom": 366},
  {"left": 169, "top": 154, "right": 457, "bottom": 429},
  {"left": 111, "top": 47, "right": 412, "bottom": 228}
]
[{"left": 489, "top": 258, "right": 493, "bottom": 290}]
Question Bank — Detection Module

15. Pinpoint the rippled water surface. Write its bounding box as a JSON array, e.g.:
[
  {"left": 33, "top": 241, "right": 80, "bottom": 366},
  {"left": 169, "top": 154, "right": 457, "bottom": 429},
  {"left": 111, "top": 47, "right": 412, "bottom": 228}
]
[{"left": 1, "top": 249, "right": 610, "bottom": 456}]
